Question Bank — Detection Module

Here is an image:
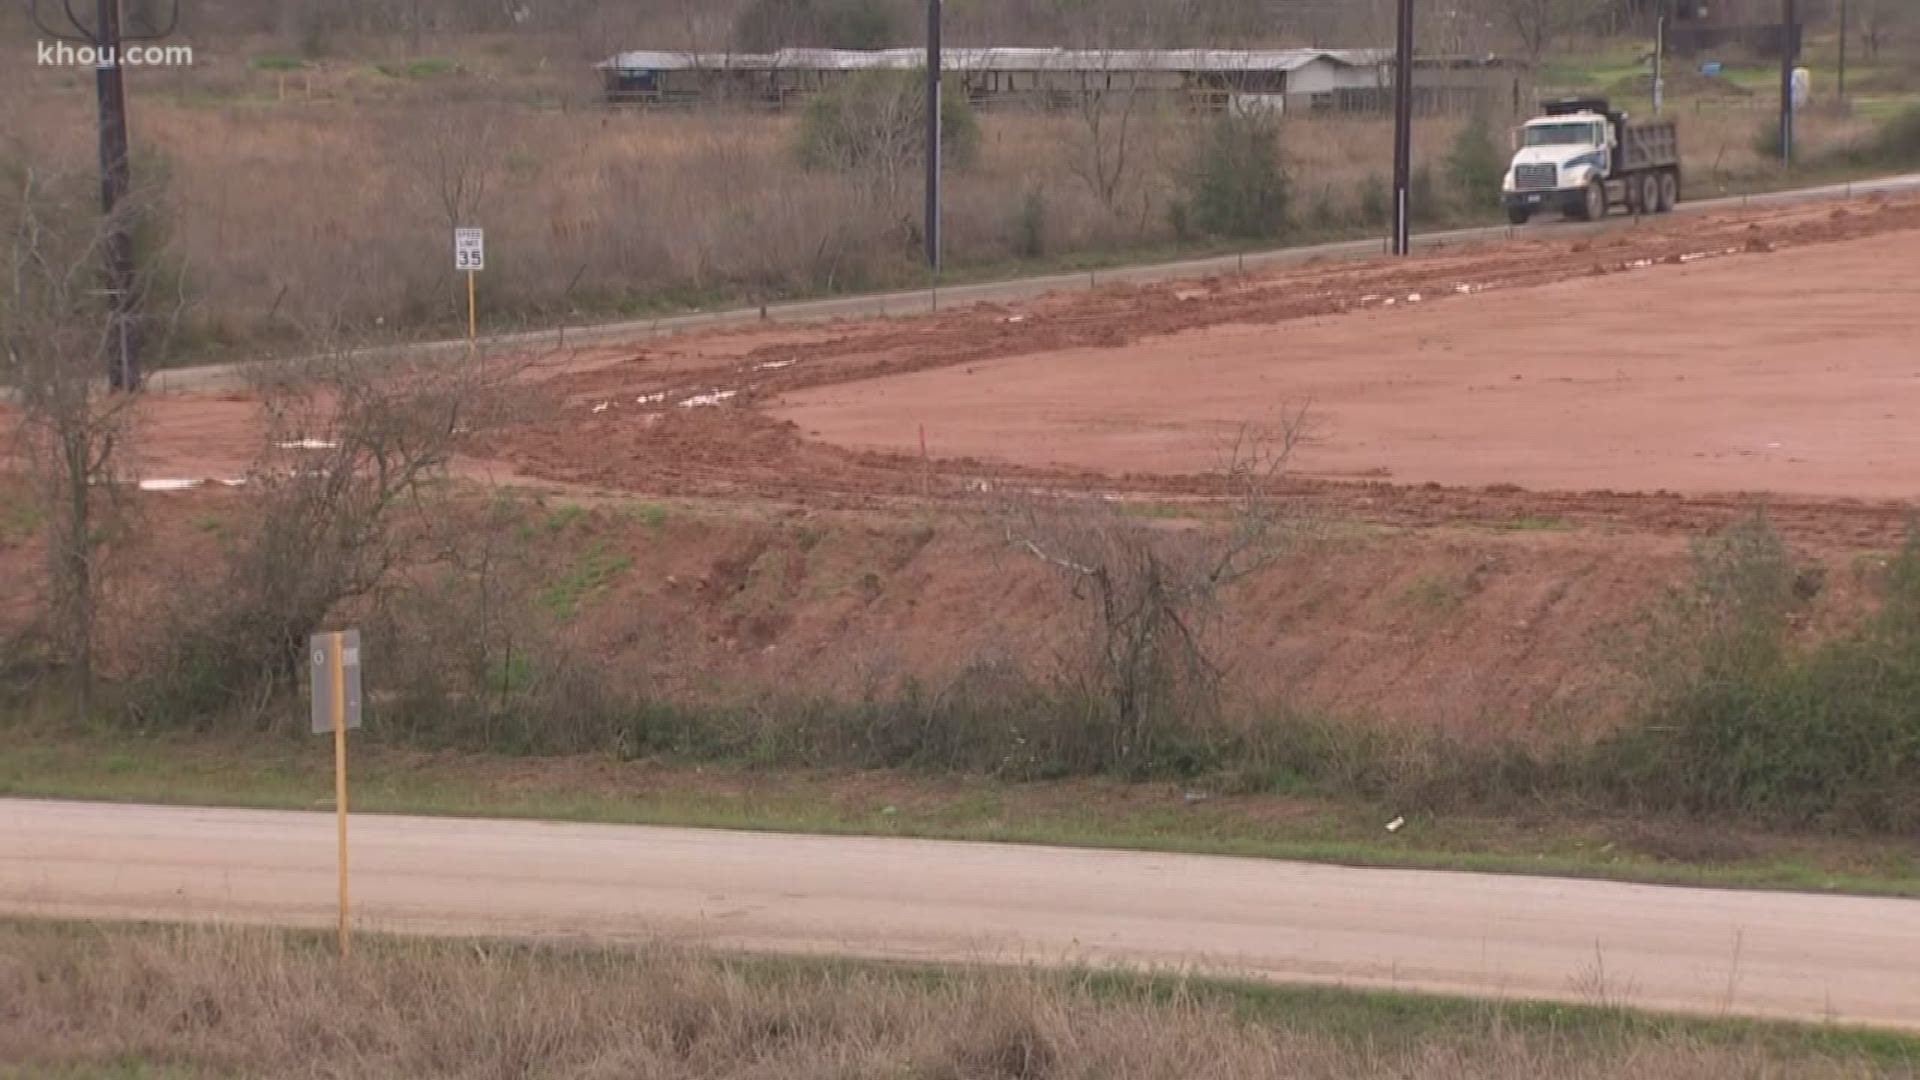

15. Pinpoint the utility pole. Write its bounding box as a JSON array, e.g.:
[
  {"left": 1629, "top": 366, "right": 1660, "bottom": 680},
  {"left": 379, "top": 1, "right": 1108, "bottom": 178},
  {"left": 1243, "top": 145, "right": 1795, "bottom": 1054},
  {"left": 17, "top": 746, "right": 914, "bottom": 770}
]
[
  {"left": 1838, "top": 0, "right": 1849, "bottom": 102},
  {"left": 94, "top": 0, "right": 136, "bottom": 391},
  {"left": 1653, "top": 1, "right": 1667, "bottom": 115},
  {"left": 1779, "top": 0, "right": 1798, "bottom": 165},
  {"left": 925, "top": 0, "right": 942, "bottom": 274},
  {"left": 30, "top": 0, "right": 179, "bottom": 391},
  {"left": 1391, "top": 0, "right": 1414, "bottom": 256}
]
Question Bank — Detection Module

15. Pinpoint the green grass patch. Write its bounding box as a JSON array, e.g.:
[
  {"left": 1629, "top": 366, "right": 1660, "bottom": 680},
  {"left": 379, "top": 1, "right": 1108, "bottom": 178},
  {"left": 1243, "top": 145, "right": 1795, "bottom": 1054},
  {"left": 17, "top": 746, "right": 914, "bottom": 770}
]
[
  {"left": 1114, "top": 501, "right": 1197, "bottom": 521},
  {"left": 374, "top": 57, "right": 458, "bottom": 80},
  {"left": 1495, "top": 514, "right": 1572, "bottom": 532},
  {"left": 1399, "top": 574, "right": 1466, "bottom": 613},
  {"left": 1537, "top": 44, "right": 1649, "bottom": 92},
  {"left": 627, "top": 502, "right": 670, "bottom": 530},
  {"left": 541, "top": 503, "right": 589, "bottom": 534},
  {"left": 2, "top": 727, "right": 1915, "bottom": 898},
  {"left": 187, "top": 514, "right": 228, "bottom": 538},
  {"left": 1713, "top": 64, "right": 1781, "bottom": 93},
  {"left": 247, "top": 53, "right": 306, "bottom": 71},
  {"left": 484, "top": 653, "right": 536, "bottom": 695},
  {"left": 535, "top": 541, "right": 631, "bottom": 616},
  {"left": 1856, "top": 95, "right": 1920, "bottom": 121},
  {"left": 0, "top": 489, "right": 43, "bottom": 543}
]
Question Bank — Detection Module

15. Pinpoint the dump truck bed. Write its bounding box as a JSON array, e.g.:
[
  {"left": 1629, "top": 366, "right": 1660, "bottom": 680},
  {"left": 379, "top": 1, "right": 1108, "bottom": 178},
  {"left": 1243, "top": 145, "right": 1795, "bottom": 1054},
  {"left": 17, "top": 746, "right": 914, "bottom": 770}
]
[{"left": 1620, "top": 119, "right": 1679, "bottom": 173}]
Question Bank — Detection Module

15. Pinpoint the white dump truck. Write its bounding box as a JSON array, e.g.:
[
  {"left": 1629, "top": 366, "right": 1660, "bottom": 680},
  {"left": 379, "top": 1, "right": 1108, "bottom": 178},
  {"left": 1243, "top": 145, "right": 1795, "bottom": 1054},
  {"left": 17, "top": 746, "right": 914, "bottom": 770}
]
[{"left": 1501, "top": 98, "right": 1681, "bottom": 225}]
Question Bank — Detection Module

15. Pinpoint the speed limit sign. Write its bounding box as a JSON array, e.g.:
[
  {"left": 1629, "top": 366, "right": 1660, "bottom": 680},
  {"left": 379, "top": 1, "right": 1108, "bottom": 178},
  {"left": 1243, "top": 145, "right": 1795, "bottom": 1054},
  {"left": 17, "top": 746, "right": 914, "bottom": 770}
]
[{"left": 454, "top": 228, "right": 485, "bottom": 272}]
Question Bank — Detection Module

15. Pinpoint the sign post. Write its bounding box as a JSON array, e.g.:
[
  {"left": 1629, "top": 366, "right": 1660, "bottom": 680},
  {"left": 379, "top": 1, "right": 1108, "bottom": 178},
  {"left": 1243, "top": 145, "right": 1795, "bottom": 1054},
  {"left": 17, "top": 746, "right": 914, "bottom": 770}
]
[
  {"left": 310, "top": 629, "right": 362, "bottom": 958},
  {"left": 454, "top": 227, "right": 485, "bottom": 355}
]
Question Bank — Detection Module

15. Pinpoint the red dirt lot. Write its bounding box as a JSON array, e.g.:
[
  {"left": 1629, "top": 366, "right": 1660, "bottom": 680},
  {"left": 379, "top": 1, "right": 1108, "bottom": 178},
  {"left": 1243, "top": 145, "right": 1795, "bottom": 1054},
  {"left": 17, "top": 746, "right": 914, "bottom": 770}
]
[
  {"left": 8, "top": 196, "right": 1920, "bottom": 740},
  {"left": 773, "top": 224, "right": 1920, "bottom": 499},
  {"left": 39, "top": 193, "right": 1920, "bottom": 522}
]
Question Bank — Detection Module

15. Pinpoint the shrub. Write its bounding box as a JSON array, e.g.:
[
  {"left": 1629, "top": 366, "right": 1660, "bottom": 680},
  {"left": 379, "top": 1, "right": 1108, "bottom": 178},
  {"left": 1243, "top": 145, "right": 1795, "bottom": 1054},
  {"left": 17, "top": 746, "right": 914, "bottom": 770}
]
[
  {"left": 1005, "top": 420, "right": 1303, "bottom": 777},
  {"left": 1010, "top": 188, "right": 1048, "bottom": 259},
  {"left": 1306, "top": 185, "right": 1341, "bottom": 230},
  {"left": 131, "top": 348, "right": 512, "bottom": 729},
  {"left": 1357, "top": 174, "right": 1389, "bottom": 227},
  {"left": 1186, "top": 110, "right": 1290, "bottom": 241},
  {"left": 1166, "top": 198, "right": 1194, "bottom": 242},
  {"left": 291, "top": 4, "right": 335, "bottom": 58},
  {"left": 1600, "top": 514, "right": 1920, "bottom": 830},
  {"left": 796, "top": 69, "right": 980, "bottom": 178},
  {"left": 1409, "top": 166, "right": 1438, "bottom": 225},
  {"left": 1445, "top": 113, "right": 1507, "bottom": 212},
  {"left": 1868, "top": 104, "right": 1920, "bottom": 166}
]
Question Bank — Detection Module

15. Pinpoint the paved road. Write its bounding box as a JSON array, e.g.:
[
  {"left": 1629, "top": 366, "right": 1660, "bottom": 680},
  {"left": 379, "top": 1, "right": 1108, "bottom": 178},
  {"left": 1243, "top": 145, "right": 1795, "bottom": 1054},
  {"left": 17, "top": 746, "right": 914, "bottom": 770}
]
[
  {"left": 4, "top": 798, "right": 1917, "bottom": 1029},
  {"left": 145, "top": 171, "right": 1920, "bottom": 394}
]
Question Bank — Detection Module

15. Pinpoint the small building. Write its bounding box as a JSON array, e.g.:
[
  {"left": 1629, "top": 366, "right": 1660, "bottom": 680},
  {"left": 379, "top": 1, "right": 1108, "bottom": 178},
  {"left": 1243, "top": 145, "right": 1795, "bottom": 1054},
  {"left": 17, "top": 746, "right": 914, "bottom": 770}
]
[{"left": 597, "top": 46, "right": 1522, "bottom": 116}]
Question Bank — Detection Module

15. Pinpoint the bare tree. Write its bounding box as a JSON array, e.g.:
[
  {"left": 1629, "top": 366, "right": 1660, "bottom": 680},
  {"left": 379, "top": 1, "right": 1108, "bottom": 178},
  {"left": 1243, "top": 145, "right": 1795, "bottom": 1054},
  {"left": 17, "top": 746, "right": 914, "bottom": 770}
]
[
  {"left": 1858, "top": 0, "right": 1910, "bottom": 61},
  {"left": 1, "top": 167, "right": 174, "bottom": 714},
  {"left": 798, "top": 67, "right": 972, "bottom": 230},
  {"left": 1057, "top": 0, "right": 1204, "bottom": 232},
  {"left": 403, "top": 103, "right": 502, "bottom": 239},
  {"left": 404, "top": 0, "right": 429, "bottom": 55},
  {"left": 136, "top": 335, "right": 521, "bottom": 727},
  {"left": 1064, "top": 47, "right": 1164, "bottom": 229},
  {"left": 1494, "top": 0, "right": 1583, "bottom": 69},
  {"left": 1005, "top": 413, "right": 1309, "bottom": 773},
  {"left": 392, "top": 103, "right": 505, "bottom": 327}
]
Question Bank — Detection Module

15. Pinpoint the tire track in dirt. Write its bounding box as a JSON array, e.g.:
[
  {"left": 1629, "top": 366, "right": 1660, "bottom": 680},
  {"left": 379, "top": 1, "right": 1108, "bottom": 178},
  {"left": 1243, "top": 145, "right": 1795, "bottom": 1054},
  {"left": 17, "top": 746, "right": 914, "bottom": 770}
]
[
  {"left": 484, "top": 195, "right": 1920, "bottom": 548},
  {"left": 524, "top": 195, "right": 1920, "bottom": 410}
]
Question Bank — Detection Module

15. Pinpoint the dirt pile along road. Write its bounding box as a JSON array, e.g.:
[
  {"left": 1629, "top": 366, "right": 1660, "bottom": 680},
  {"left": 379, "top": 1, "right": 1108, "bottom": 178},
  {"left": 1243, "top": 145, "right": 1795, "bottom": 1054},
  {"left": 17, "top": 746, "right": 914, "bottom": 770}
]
[{"left": 5, "top": 798, "right": 1919, "bottom": 1030}]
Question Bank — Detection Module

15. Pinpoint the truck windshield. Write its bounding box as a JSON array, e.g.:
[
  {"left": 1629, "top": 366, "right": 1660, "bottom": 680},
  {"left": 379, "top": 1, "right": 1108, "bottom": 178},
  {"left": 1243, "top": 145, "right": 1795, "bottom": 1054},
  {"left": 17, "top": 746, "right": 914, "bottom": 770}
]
[{"left": 1523, "top": 122, "right": 1599, "bottom": 147}]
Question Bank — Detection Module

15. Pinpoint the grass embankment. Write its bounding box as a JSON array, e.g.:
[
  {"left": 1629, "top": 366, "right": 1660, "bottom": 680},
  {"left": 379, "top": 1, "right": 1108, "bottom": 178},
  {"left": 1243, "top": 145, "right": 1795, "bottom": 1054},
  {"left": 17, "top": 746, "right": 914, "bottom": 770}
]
[
  {"left": 3, "top": 920, "right": 1917, "bottom": 1078},
  {"left": 3, "top": 726, "right": 1915, "bottom": 897},
  {"left": 7, "top": 495, "right": 1920, "bottom": 896}
]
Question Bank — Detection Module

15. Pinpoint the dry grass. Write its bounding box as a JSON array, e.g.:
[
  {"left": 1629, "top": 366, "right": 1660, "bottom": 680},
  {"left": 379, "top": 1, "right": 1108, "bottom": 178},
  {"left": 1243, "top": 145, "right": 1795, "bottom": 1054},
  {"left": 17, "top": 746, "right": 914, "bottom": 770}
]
[
  {"left": 3, "top": 34, "right": 1893, "bottom": 358},
  {"left": 0, "top": 920, "right": 1912, "bottom": 1079},
  {"left": 0, "top": 99, "right": 1446, "bottom": 345}
]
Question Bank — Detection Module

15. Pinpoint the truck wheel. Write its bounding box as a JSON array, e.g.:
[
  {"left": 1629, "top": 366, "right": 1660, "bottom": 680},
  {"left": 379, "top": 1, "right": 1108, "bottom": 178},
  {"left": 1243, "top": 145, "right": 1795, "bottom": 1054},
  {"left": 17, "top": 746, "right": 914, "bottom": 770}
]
[
  {"left": 1574, "top": 180, "right": 1605, "bottom": 221},
  {"left": 1640, "top": 174, "right": 1661, "bottom": 215},
  {"left": 1658, "top": 170, "right": 1680, "bottom": 213},
  {"left": 1506, "top": 206, "right": 1531, "bottom": 226}
]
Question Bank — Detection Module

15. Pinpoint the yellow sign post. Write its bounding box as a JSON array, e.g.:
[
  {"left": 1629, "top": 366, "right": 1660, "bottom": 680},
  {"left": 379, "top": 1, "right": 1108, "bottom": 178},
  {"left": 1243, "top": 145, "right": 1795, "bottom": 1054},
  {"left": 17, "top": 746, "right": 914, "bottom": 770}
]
[
  {"left": 330, "top": 634, "right": 348, "bottom": 956},
  {"left": 311, "top": 629, "right": 362, "bottom": 958}
]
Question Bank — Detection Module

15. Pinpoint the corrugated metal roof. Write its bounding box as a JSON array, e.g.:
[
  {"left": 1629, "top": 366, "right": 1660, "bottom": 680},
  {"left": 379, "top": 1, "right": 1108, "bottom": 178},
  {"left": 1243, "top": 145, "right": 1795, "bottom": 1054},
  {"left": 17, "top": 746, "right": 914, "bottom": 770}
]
[{"left": 600, "top": 47, "right": 1390, "bottom": 74}]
